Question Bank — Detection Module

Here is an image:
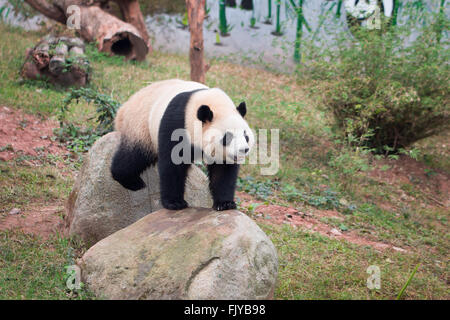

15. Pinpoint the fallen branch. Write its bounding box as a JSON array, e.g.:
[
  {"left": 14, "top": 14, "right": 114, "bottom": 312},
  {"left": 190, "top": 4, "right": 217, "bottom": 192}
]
[{"left": 24, "top": 0, "right": 150, "bottom": 60}]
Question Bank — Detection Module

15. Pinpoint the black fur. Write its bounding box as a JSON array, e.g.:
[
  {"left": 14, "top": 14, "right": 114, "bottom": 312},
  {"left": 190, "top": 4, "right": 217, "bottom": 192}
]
[
  {"left": 207, "top": 163, "right": 240, "bottom": 211},
  {"left": 158, "top": 89, "right": 205, "bottom": 210},
  {"left": 110, "top": 137, "right": 157, "bottom": 191},
  {"left": 237, "top": 102, "right": 246, "bottom": 117},
  {"left": 197, "top": 105, "right": 213, "bottom": 123}
]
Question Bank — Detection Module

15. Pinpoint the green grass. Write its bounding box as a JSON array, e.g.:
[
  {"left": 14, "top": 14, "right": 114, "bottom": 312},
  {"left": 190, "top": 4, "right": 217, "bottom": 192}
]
[
  {"left": 0, "top": 161, "right": 73, "bottom": 212},
  {"left": 0, "top": 23, "right": 448, "bottom": 299},
  {"left": 0, "top": 231, "right": 94, "bottom": 299},
  {"left": 263, "top": 224, "right": 448, "bottom": 300}
]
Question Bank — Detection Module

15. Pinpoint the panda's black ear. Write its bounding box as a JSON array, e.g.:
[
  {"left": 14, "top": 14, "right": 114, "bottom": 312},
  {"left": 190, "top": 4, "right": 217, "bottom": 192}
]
[
  {"left": 197, "top": 105, "right": 213, "bottom": 123},
  {"left": 237, "top": 102, "right": 246, "bottom": 117}
]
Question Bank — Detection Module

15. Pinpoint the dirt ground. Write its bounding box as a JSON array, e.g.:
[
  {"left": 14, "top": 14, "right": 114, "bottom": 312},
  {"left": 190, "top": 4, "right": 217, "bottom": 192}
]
[
  {"left": 0, "top": 203, "right": 66, "bottom": 239},
  {"left": 237, "top": 191, "right": 409, "bottom": 253},
  {"left": 236, "top": 153, "right": 450, "bottom": 253},
  {"left": 369, "top": 155, "right": 450, "bottom": 208},
  {"left": 0, "top": 106, "right": 67, "bottom": 162},
  {"left": 0, "top": 106, "right": 447, "bottom": 250},
  {"left": 0, "top": 106, "right": 68, "bottom": 238}
]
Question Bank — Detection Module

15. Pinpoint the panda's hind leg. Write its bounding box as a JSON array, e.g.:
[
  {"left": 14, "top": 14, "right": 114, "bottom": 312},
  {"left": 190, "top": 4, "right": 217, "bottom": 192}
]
[{"left": 110, "top": 137, "right": 157, "bottom": 191}]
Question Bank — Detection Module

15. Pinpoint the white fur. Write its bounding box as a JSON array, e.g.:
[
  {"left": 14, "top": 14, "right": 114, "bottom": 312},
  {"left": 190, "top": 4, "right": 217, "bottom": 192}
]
[{"left": 115, "top": 79, "right": 253, "bottom": 162}]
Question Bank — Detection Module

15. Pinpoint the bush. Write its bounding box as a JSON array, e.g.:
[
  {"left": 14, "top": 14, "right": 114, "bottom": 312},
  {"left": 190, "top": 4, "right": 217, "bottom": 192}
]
[
  {"left": 55, "top": 87, "right": 120, "bottom": 153},
  {"left": 306, "top": 16, "right": 449, "bottom": 153}
]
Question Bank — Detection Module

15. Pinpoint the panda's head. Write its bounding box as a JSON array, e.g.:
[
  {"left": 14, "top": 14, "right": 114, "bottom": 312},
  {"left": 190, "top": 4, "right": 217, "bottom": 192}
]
[{"left": 194, "top": 89, "right": 255, "bottom": 164}]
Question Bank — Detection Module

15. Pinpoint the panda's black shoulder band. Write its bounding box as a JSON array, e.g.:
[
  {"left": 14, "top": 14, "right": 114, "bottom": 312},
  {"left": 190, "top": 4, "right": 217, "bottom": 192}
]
[{"left": 159, "top": 88, "right": 206, "bottom": 155}]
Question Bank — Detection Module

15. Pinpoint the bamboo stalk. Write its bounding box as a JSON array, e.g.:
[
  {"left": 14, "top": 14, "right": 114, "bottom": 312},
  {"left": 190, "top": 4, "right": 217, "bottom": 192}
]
[
  {"left": 294, "top": 0, "right": 304, "bottom": 63},
  {"left": 219, "top": 0, "right": 228, "bottom": 36}
]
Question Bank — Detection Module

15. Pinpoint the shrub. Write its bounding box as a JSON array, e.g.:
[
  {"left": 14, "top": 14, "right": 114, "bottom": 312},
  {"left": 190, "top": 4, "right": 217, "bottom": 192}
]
[
  {"left": 55, "top": 87, "right": 120, "bottom": 153},
  {"left": 305, "top": 16, "right": 449, "bottom": 154}
]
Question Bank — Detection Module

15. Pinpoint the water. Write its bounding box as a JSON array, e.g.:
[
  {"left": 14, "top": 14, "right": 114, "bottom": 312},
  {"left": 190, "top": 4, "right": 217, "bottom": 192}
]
[
  {"left": 1, "top": 0, "right": 447, "bottom": 72},
  {"left": 147, "top": 0, "right": 349, "bottom": 72},
  {"left": 146, "top": 0, "right": 448, "bottom": 72}
]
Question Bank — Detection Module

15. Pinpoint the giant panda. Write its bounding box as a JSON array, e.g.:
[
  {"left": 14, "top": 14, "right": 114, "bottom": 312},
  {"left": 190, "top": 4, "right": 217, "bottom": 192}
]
[{"left": 111, "top": 79, "right": 254, "bottom": 211}]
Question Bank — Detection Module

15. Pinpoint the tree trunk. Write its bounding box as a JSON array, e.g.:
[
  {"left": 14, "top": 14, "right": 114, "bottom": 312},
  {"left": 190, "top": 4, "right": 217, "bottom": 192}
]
[
  {"left": 24, "top": 0, "right": 66, "bottom": 24},
  {"left": 116, "top": 0, "right": 151, "bottom": 51},
  {"left": 24, "top": 0, "right": 151, "bottom": 60},
  {"left": 241, "top": 0, "right": 253, "bottom": 10},
  {"left": 186, "top": 0, "right": 207, "bottom": 83}
]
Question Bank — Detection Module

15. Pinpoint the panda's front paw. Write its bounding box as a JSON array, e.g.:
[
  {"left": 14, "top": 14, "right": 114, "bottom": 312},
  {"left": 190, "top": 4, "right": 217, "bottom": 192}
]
[
  {"left": 213, "top": 201, "right": 237, "bottom": 211},
  {"left": 162, "top": 199, "right": 188, "bottom": 211}
]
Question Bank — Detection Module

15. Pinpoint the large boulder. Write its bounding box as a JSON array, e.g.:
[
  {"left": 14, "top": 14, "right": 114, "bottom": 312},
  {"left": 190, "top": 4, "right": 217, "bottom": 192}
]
[
  {"left": 66, "top": 132, "right": 212, "bottom": 247},
  {"left": 80, "top": 208, "right": 278, "bottom": 300}
]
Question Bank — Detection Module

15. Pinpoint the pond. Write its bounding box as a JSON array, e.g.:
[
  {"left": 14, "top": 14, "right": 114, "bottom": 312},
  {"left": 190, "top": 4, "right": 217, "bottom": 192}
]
[
  {"left": 146, "top": 0, "right": 447, "bottom": 72},
  {"left": 1, "top": 0, "right": 447, "bottom": 72}
]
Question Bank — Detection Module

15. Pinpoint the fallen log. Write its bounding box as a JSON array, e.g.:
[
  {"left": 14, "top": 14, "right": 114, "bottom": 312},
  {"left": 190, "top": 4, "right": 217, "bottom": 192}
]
[
  {"left": 49, "top": 42, "right": 68, "bottom": 74},
  {"left": 24, "top": 0, "right": 150, "bottom": 60},
  {"left": 21, "top": 36, "right": 91, "bottom": 87}
]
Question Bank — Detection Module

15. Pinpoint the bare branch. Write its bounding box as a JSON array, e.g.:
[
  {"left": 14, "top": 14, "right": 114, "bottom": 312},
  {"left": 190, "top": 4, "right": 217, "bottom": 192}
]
[{"left": 24, "top": 0, "right": 67, "bottom": 24}]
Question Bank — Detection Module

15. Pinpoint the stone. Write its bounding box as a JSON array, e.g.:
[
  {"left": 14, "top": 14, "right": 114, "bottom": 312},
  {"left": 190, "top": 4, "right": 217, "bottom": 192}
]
[
  {"left": 66, "top": 132, "right": 212, "bottom": 247},
  {"left": 8, "top": 208, "right": 21, "bottom": 215},
  {"left": 330, "top": 228, "right": 342, "bottom": 236},
  {"left": 80, "top": 208, "right": 278, "bottom": 300}
]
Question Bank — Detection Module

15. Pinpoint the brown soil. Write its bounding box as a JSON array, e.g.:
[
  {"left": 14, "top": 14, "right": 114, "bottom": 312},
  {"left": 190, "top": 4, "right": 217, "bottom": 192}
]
[
  {"left": 0, "top": 105, "right": 445, "bottom": 249},
  {"left": 0, "top": 203, "right": 67, "bottom": 239},
  {"left": 0, "top": 106, "right": 70, "bottom": 238},
  {"left": 237, "top": 191, "right": 408, "bottom": 253},
  {"left": 369, "top": 155, "right": 450, "bottom": 208},
  {"left": 0, "top": 106, "right": 68, "bottom": 163}
]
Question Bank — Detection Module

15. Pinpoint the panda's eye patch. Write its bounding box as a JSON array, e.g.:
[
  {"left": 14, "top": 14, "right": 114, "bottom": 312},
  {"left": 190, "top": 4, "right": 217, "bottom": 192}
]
[
  {"left": 244, "top": 131, "right": 249, "bottom": 143},
  {"left": 222, "top": 132, "right": 234, "bottom": 146}
]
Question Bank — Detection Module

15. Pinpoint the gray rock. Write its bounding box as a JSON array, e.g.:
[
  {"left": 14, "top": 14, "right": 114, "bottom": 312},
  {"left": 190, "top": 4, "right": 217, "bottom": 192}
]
[
  {"left": 66, "top": 132, "right": 212, "bottom": 247},
  {"left": 9, "top": 208, "right": 21, "bottom": 215},
  {"left": 80, "top": 208, "right": 278, "bottom": 300}
]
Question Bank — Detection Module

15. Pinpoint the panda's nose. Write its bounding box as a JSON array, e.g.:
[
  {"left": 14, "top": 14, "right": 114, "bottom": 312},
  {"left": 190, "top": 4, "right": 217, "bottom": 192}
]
[{"left": 239, "top": 148, "right": 249, "bottom": 154}]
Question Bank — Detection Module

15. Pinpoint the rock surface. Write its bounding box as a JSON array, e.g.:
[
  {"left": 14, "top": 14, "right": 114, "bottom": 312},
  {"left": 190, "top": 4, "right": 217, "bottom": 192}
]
[
  {"left": 80, "top": 208, "right": 278, "bottom": 300},
  {"left": 66, "top": 132, "right": 212, "bottom": 247}
]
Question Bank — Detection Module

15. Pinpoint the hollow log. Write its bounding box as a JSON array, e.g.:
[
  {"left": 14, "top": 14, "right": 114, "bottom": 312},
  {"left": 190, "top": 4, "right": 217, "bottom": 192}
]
[
  {"left": 77, "top": 5, "right": 148, "bottom": 60},
  {"left": 24, "top": 0, "right": 150, "bottom": 60},
  {"left": 186, "top": 0, "right": 207, "bottom": 83},
  {"left": 116, "top": 0, "right": 151, "bottom": 51}
]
